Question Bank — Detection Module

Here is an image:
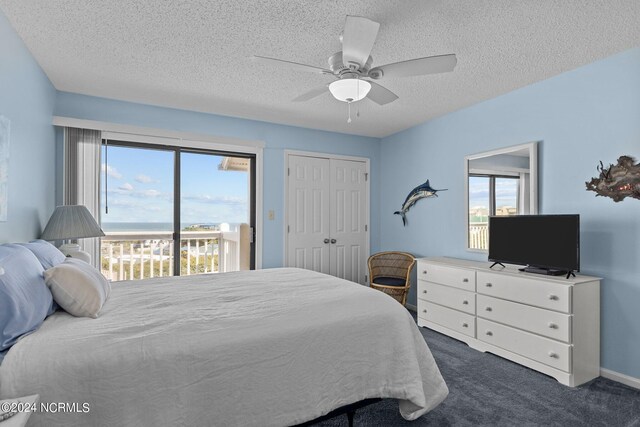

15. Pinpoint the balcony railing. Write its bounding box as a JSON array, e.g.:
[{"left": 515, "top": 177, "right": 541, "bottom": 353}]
[
  {"left": 469, "top": 222, "right": 488, "bottom": 250},
  {"left": 101, "top": 226, "right": 248, "bottom": 281}
]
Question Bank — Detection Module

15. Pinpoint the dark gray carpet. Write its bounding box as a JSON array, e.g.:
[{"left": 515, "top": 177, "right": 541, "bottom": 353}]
[{"left": 314, "top": 316, "right": 640, "bottom": 427}]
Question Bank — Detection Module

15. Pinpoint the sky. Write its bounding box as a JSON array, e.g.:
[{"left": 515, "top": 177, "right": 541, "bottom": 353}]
[
  {"left": 100, "top": 145, "right": 249, "bottom": 229},
  {"left": 468, "top": 176, "right": 519, "bottom": 210}
]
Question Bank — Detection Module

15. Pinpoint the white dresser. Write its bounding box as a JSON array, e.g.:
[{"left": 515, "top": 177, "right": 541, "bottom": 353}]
[{"left": 417, "top": 257, "right": 601, "bottom": 387}]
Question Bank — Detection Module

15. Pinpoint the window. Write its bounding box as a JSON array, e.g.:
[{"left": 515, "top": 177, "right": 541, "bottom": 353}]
[
  {"left": 468, "top": 174, "right": 519, "bottom": 250},
  {"left": 100, "top": 140, "right": 255, "bottom": 281}
]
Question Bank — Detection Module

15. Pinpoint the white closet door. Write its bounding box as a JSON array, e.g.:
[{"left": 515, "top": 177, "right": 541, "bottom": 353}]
[
  {"left": 286, "top": 155, "right": 331, "bottom": 274},
  {"left": 330, "top": 159, "right": 367, "bottom": 284}
]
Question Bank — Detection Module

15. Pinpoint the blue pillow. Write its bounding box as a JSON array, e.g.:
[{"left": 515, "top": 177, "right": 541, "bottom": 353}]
[
  {"left": 17, "top": 239, "right": 66, "bottom": 270},
  {"left": 0, "top": 244, "right": 56, "bottom": 363}
]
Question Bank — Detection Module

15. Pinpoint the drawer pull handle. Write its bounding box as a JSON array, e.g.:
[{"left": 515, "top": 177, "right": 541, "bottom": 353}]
[
  {"left": 548, "top": 352, "right": 559, "bottom": 359},
  {"left": 462, "top": 278, "right": 469, "bottom": 283},
  {"left": 462, "top": 300, "right": 469, "bottom": 305},
  {"left": 548, "top": 295, "right": 559, "bottom": 301},
  {"left": 485, "top": 283, "right": 492, "bottom": 287},
  {"left": 486, "top": 331, "right": 493, "bottom": 336},
  {"left": 423, "top": 270, "right": 427, "bottom": 274},
  {"left": 423, "top": 309, "right": 427, "bottom": 313},
  {"left": 548, "top": 323, "right": 558, "bottom": 329},
  {"left": 423, "top": 290, "right": 427, "bottom": 294},
  {"left": 462, "top": 323, "right": 468, "bottom": 328},
  {"left": 485, "top": 307, "right": 492, "bottom": 312}
]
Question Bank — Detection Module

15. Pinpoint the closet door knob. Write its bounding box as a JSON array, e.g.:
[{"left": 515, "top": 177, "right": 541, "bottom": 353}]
[
  {"left": 323, "top": 238, "right": 330, "bottom": 244},
  {"left": 330, "top": 239, "right": 337, "bottom": 244}
]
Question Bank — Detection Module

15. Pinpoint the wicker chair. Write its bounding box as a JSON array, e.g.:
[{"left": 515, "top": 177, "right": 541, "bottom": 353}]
[{"left": 368, "top": 251, "right": 416, "bottom": 306}]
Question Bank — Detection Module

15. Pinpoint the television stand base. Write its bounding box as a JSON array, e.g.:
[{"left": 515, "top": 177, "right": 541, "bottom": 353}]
[
  {"left": 519, "top": 266, "right": 576, "bottom": 279},
  {"left": 489, "top": 262, "right": 505, "bottom": 269}
]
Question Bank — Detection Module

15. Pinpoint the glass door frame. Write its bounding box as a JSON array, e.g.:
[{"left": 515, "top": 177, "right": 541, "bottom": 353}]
[
  {"left": 102, "top": 139, "right": 257, "bottom": 277},
  {"left": 468, "top": 172, "right": 520, "bottom": 217}
]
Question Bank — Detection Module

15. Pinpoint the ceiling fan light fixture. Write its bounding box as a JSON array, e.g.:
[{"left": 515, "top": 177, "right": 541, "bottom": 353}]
[{"left": 328, "top": 78, "right": 371, "bottom": 103}]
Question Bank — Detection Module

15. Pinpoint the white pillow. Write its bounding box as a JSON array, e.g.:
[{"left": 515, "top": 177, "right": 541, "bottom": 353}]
[{"left": 43, "top": 258, "right": 111, "bottom": 318}]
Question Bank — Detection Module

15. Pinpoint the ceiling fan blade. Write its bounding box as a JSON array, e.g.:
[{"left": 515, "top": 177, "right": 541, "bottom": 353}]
[
  {"left": 292, "top": 86, "right": 329, "bottom": 102},
  {"left": 366, "top": 81, "right": 398, "bottom": 105},
  {"left": 369, "top": 54, "right": 457, "bottom": 79},
  {"left": 342, "top": 16, "right": 380, "bottom": 70},
  {"left": 251, "top": 55, "right": 332, "bottom": 74}
]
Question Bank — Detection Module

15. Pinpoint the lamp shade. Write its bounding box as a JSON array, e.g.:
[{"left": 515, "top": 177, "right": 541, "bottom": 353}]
[
  {"left": 40, "top": 205, "right": 105, "bottom": 241},
  {"left": 329, "top": 78, "right": 371, "bottom": 103}
]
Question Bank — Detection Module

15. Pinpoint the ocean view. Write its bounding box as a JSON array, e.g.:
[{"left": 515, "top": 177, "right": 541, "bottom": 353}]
[{"left": 102, "top": 222, "right": 224, "bottom": 232}]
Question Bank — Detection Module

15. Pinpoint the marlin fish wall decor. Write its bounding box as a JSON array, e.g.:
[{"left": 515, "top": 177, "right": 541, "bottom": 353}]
[{"left": 394, "top": 179, "right": 447, "bottom": 226}]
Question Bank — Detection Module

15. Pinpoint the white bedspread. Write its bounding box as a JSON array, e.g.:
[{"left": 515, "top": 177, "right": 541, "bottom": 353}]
[{"left": 0, "top": 268, "right": 448, "bottom": 426}]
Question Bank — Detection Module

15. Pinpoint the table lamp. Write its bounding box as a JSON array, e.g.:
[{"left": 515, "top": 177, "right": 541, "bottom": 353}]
[{"left": 40, "top": 205, "right": 105, "bottom": 264}]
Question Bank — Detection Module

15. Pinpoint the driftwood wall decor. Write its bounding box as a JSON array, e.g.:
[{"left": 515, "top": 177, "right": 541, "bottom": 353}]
[{"left": 586, "top": 156, "right": 640, "bottom": 202}]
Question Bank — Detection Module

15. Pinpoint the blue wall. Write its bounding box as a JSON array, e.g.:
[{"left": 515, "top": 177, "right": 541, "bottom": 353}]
[
  {"left": 54, "top": 93, "right": 381, "bottom": 268},
  {"left": 0, "top": 10, "right": 56, "bottom": 241},
  {"left": 379, "top": 47, "right": 640, "bottom": 378}
]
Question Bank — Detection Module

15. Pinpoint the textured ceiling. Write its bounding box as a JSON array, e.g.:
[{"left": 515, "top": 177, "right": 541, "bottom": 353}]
[{"left": 2, "top": 1, "right": 639, "bottom": 137}]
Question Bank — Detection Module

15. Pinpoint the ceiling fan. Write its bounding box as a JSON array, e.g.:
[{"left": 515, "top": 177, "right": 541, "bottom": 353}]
[{"left": 252, "top": 15, "right": 457, "bottom": 120}]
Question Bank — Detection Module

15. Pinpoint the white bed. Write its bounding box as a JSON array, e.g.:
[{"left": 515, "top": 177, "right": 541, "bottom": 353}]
[{"left": 0, "top": 268, "right": 448, "bottom": 426}]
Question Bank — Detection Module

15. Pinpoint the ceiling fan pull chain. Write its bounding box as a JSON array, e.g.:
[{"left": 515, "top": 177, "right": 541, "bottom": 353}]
[{"left": 347, "top": 101, "right": 352, "bottom": 123}]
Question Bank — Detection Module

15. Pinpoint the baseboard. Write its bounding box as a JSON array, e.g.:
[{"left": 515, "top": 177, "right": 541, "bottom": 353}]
[
  {"left": 406, "top": 303, "right": 417, "bottom": 312},
  {"left": 600, "top": 368, "right": 640, "bottom": 390}
]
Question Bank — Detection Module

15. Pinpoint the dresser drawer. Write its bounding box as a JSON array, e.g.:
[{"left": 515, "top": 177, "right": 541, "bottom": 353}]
[
  {"left": 419, "top": 301, "right": 475, "bottom": 337},
  {"left": 418, "top": 280, "right": 476, "bottom": 314},
  {"left": 418, "top": 263, "right": 476, "bottom": 292},
  {"left": 477, "top": 295, "right": 571, "bottom": 343},
  {"left": 477, "top": 318, "right": 571, "bottom": 372},
  {"left": 477, "top": 271, "right": 571, "bottom": 313}
]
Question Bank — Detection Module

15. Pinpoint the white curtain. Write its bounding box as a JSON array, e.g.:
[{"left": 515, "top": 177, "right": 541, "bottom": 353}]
[{"left": 63, "top": 127, "right": 102, "bottom": 266}]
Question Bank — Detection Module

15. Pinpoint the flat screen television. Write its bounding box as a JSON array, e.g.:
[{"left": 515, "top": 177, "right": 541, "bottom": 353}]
[{"left": 488, "top": 214, "right": 580, "bottom": 277}]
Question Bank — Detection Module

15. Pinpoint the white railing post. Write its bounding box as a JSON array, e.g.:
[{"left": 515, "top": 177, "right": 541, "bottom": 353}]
[
  {"left": 186, "top": 239, "right": 191, "bottom": 276},
  {"left": 204, "top": 240, "right": 209, "bottom": 273},
  {"left": 108, "top": 243, "right": 114, "bottom": 280},
  {"left": 139, "top": 243, "right": 144, "bottom": 280},
  {"left": 219, "top": 238, "right": 226, "bottom": 273},
  {"left": 119, "top": 243, "right": 124, "bottom": 281},
  {"left": 195, "top": 239, "right": 200, "bottom": 273},
  {"left": 149, "top": 241, "right": 155, "bottom": 278},
  {"left": 159, "top": 241, "right": 165, "bottom": 277},
  {"left": 169, "top": 241, "right": 174, "bottom": 276},
  {"left": 128, "top": 243, "right": 134, "bottom": 280}
]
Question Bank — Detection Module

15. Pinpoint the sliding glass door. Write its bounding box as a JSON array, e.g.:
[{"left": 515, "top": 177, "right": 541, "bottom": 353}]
[
  {"left": 179, "top": 151, "right": 254, "bottom": 276},
  {"left": 100, "top": 144, "right": 176, "bottom": 280},
  {"left": 100, "top": 141, "right": 255, "bottom": 281}
]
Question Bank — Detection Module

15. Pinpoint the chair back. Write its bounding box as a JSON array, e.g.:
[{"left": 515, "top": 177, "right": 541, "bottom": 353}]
[{"left": 368, "top": 251, "right": 415, "bottom": 281}]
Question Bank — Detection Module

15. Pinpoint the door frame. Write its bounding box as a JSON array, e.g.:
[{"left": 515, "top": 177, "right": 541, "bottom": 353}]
[
  {"left": 101, "top": 138, "right": 262, "bottom": 272},
  {"left": 283, "top": 150, "right": 371, "bottom": 282}
]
